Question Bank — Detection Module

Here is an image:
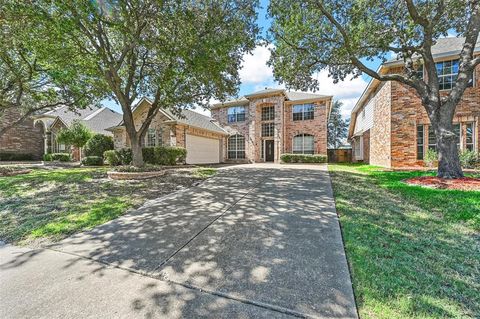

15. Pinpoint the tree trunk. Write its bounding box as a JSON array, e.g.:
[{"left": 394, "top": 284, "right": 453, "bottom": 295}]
[
  {"left": 433, "top": 122, "right": 464, "bottom": 179},
  {"left": 130, "top": 137, "right": 144, "bottom": 167}
]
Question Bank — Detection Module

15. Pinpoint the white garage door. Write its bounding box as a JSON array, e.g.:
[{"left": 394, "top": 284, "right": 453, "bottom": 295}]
[{"left": 185, "top": 134, "right": 220, "bottom": 164}]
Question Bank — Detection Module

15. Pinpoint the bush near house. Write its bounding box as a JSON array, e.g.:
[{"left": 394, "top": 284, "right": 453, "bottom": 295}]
[
  {"left": 459, "top": 150, "right": 479, "bottom": 169},
  {"left": 84, "top": 134, "right": 114, "bottom": 157},
  {"left": 81, "top": 156, "right": 103, "bottom": 166},
  {"left": 280, "top": 153, "right": 327, "bottom": 163},
  {"left": 104, "top": 147, "right": 187, "bottom": 166},
  {"left": 143, "top": 146, "right": 187, "bottom": 165},
  {"left": 0, "top": 153, "right": 35, "bottom": 161},
  {"left": 44, "top": 153, "right": 71, "bottom": 162},
  {"left": 103, "top": 150, "right": 121, "bottom": 166}
]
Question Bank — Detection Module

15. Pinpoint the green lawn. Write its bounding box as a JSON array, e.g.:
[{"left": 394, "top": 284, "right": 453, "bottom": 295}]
[
  {"left": 0, "top": 167, "right": 215, "bottom": 245},
  {"left": 329, "top": 164, "right": 479, "bottom": 319}
]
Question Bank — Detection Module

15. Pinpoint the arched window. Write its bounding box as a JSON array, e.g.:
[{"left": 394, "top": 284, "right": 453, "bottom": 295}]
[
  {"left": 293, "top": 134, "right": 314, "bottom": 154},
  {"left": 228, "top": 134, "right": 245, "bottom": 159}
]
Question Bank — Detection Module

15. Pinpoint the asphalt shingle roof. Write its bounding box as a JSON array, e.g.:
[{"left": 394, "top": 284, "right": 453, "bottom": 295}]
[
  {"left": 163, "top": 108, "right": 227, "bottom": 134},
  {"left": 387, "top": 37, "right": 480, "bottom": 63},
  {"left": 43, "top": 105, "right": 122, "bottom": 135}
]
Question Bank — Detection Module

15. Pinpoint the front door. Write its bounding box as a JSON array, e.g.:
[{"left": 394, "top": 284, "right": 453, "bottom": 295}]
[{"left": 265, "top": 140, "right": 274, "bottom": 162}]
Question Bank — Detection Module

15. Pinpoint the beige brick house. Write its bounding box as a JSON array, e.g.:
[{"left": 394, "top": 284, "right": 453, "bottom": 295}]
[
  {"left": 109, "top": 90, "right": 332, "bottom": 164},
  {"left": 107, "top": 98, "right": 228, "bottom": 164},
  {"left": 211, "top": 88, "right": 332, "bottom": 163},
  {"left": 349, "top": 37, "right": 480, "bottom": 168}
]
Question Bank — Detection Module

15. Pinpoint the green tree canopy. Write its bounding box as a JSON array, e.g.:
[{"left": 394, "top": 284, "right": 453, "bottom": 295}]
[
  {"left": 0, "top": 0, "right": 103, "bottom": 136},
  {"left": 268, "top": 0, "right": 480, "bottom": 178},
  {"left": 29, "top": 0, "right": 259, "bottom": 166},
  {"left": 328, "top": 101, "right": 349, "bottom": 149}
]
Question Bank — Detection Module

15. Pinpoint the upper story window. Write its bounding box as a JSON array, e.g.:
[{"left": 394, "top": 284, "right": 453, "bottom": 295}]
[
  {"left": 228, "top": 106, "right": 246, "bottom": 123},
  {"left": 435, "top": 59, "right": 473, "bottom": 90},
  {"left": 293, "top": 103, "right": 314, "bottom": 121},
  {"left": 414, "top": 59, "right": 473, "bottom": 90},
  {"left": 261, "top": 123, "right": 274, "bottom": 137},
  {"left": 261, "top": 106, "right": 275, "bottom": 121}
]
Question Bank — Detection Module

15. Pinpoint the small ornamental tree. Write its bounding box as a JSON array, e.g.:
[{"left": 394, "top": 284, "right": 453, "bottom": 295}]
[
  {"left": 56, "top": 120, "right": 93, "bottom": 159},
  {"left": 328, "top": 100, "right": 349, "bottom": 149},
  {"left": 268, "top": 0, "right": 480, "bottom": 178},
  {"left": 31, "top": 0, "right": 259, "bottom": 167}
]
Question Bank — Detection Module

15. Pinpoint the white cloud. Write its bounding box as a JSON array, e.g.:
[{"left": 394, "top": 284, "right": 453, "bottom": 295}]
[
  {"left": 239, "top": 45, "right": 274, "bottom": 84},
  {"left": 238, "top": 45, "right": 369, "bottom": 119}
]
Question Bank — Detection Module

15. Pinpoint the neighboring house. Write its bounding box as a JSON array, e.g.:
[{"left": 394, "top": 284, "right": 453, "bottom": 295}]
[
  {"left": 349, "top": 37, "right": 480, "bottom": 168},
  {"left": 107, "top": 98, "right": 228, "bottom": 164},
  {"left": 210, "top": 88, "right": 332, "bottom": 163},
  {"left": 0, "top": 108, "right": 45, "bottom": 160},
  {"left": 1, "top": 105, "right": 122, "bottom": 160}
]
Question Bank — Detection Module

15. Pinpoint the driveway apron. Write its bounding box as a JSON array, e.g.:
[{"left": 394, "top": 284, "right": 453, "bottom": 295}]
[{"left": 2, "top": 164, "right": 357, "bottom": 318}]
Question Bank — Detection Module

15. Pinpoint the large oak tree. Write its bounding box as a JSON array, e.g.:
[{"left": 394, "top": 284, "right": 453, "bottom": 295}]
[
  {"left": 0, "top": 0, "right": 98, "bottom": 137},
  {"left": 32, "top": 0, "right": 259, "bottom": 166},
  {"left": 268, "top": 0, "right": 480, "bottom": 178}
]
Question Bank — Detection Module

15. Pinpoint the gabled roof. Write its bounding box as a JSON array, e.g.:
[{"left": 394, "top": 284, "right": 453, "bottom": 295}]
[
  {"left": 163, "top": 108, "right": 227, "bottom": 134},
  {"left": 211, "top": 88, "right": 332, "bottom": 108},
  {"left": 386, "top": 37, "right": 480, "bottom": 65},
  {"left": 39, "top": 105, "right": 122, "bottom": 135},
  {"left": 110, "top": 98, "right": 227, "bottom": 135},
  {"left": 348, "top": 36, "right": 480, "bottom": 139}
]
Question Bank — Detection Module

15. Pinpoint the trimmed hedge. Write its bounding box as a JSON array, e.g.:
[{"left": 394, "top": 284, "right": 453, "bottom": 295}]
[
  {"left": 104, "top": 147, "right": 187, "bottom": 166},
  {"left": 144, "top": 146, "right": 187, "bottom": 165},
  {"left": 280, "top": 153, "right": 327, "bottom": 164},
  {"left": 44, "top": 153, "right": 71, "bottom": 162},
  {"left": 104, "top": 150, "right": 120, "bottom": 166},
  {"left": 0, "top": 153, "right": 35, "bottom": 161},
  {"left": 81, "top": 156, "right": 103, "bottom": 166},
  {"left": 84, "top": 134, "right": 114, "bottom": 157}
]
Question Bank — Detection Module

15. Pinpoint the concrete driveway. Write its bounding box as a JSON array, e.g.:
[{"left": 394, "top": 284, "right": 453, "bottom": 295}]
[{"left": 0, "top": 164, "right": 357, "bottom": 319}]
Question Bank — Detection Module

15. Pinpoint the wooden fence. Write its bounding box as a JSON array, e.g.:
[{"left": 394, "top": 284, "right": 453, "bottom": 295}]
[{"left": 328, "top": 149, "right": 352, "bottom": 163}]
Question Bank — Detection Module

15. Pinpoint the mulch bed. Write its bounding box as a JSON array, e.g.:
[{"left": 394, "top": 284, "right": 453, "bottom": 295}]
[
  {"left": 405, "top": 176, "right": 480, "bottom": 191},
  {"left": 0, "top": 169, "right": 32, "bottom": 177}
]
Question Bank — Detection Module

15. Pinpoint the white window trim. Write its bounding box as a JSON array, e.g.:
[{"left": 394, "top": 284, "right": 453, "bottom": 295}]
[
  {"left": 292, "top": 134, "right": 315, "bottom": 154},
  {"left": 292, "top": 103, "right": 315, "bottom": 121},
  {"left": 419, "top": 59, "right": 476, "bottom": 91},
  {"left": 227, "top": 106, "right": 246, "bottom": 123}
]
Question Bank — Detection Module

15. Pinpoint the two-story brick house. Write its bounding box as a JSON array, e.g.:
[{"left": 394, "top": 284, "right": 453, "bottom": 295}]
[
  {"left": 349, "top": 37, "right": 480, "bottom": 168},
  {"left": 210, "top": 88, "right": 332, "bottom": 163}
]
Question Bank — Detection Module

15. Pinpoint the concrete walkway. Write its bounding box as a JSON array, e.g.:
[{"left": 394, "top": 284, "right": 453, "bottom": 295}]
[{"left": 0, "top": 164, "right": 357, "bottom": 319}]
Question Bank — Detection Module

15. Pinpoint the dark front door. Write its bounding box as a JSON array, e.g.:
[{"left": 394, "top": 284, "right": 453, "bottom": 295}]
[{"left": 265, "top": 140, "right": 274, "bottom": 162}]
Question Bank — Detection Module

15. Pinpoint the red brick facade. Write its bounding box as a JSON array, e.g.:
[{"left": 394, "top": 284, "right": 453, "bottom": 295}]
[
  {"left": 351, "top": 63, "right": 480, "bottom": 168},
  {"left": 211, "top": 92, "right": 331, "bottom": 163},
  {"left": 0, "top": 108, "right": 45, "bottom": 160}
]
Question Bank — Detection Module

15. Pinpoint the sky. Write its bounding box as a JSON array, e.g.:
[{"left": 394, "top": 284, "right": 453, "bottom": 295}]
[{"left": 105, "top": 0, "right": 383, "bottom": 119}]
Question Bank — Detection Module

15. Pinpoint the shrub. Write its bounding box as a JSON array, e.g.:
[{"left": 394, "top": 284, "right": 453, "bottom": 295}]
[
  {"left": 50, "top": 153, "right": 71, "bottom": 162},
  {"left": 0, "top": 153, "right": 35, "bottom": 161},
  {"left": 153, "top": 146, "right": 187, "bottom": 165},
  {"left": 280, "top": 153, "right": 327, "bottom": 163},
  {"left": 459, "top": 150, "right": 478, "bottom": 169},
  {"left": 43, "top": 153, "right": 52, "bottom": 162},
  {"left": 84, "top": 134, "right": 114, "bottom": 157},
  {"left": 104, "top": 150, "right": 121, "bottom": 166},
  {"left": 142, "top": 147, "right": 156, "bottom": 164},
  {"left": 117, "top": 148, "right": 133, "bottom": 165},
  {"left": 424, "top": 149, "right": 438, "bottom": 167},
  {"left": 81, "top": 156, "right": 103, "bottom": 166}
]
